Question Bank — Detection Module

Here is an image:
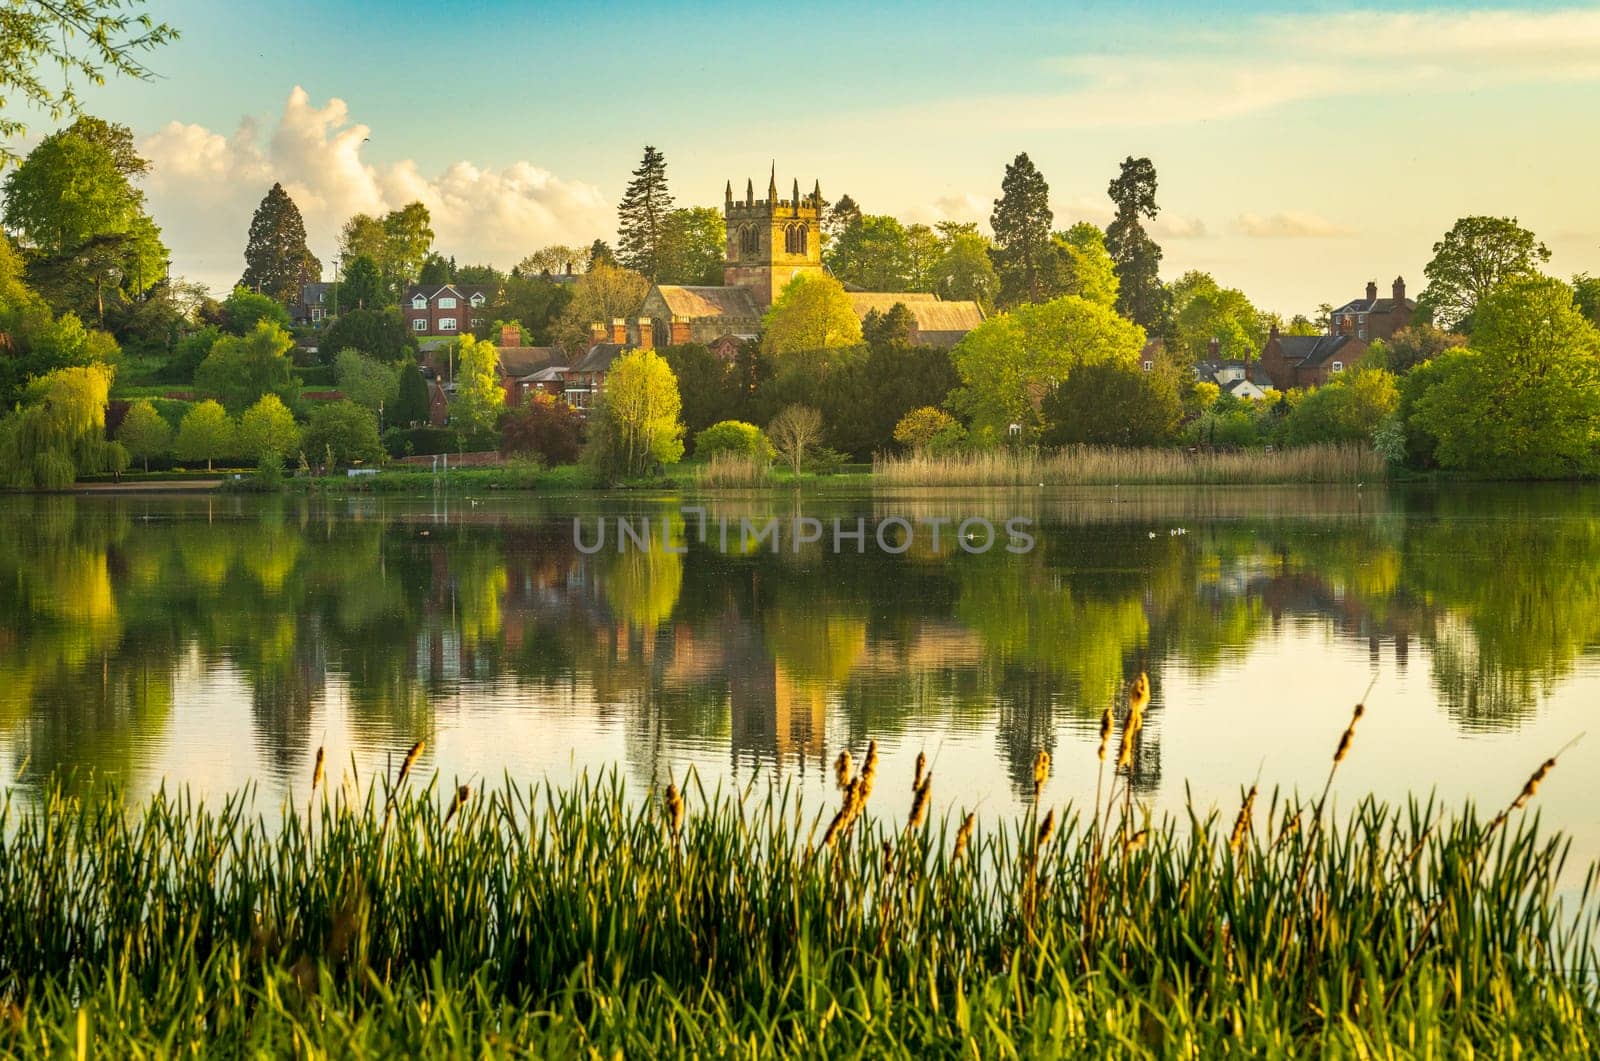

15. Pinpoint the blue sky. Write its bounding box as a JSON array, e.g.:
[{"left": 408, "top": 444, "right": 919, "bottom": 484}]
[{"left": 22, "top": 0, "right": 1600, "bottom": 311}]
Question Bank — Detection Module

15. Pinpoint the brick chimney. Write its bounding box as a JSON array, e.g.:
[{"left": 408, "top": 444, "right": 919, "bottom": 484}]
[
  {"left": 1269, "top": 321, "right": 1280, "bottom": 339},
  {"left": 498, "top": 323, "right": 520, "bottom": 348},
  {"left": 588, "top": 322, "right": 606, "bottom": 346},
  {"left": 635, "top": 317, "right": 654, "bottom": 350},
  {"left": 1392, "top": 276, "right": 1406, "bottom": 302},
  {"left": 1365, "top": 280, "right": 1378, "bottom": 303},
  {"left": 610, "top": 318, "right": 627, "bottom": 344},
  {"left": 670, "top": 315, "right": 692, "bottom": 346},
  {"left": 1207, "top": 337, "right": 1220, "bottom": 359}
]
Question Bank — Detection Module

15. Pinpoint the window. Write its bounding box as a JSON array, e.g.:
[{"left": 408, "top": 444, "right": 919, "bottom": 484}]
[
  {"left": 412, "top": 318, "right": 428, "bottom": 331},
  {"left": 1331, "top": 361, "right": 1343, "bottom": 373},
  {"left": 1358, "top": 328, "right": 1367, "bottom": 339},
  {"left": 739, "top": 224, "right": 758, "bottom": 255},
  {"left": 784, "top": 222, "right": 807, "bottom": 255},
  {"left": 411, "top": 295, "right": 427, "bottom": 309},
  {"left": 470, "top": 293, "right": 485, "bottom": 307},
  {"left": 439, "top": 318, "right": 457, "bottom": 331},
  {"left": 438, "top": 297, "right": 457, "bottom": 309},
  {"left": 311, "top": 307, "right": 324, "bottom": 322},
  {"left": 318, "top": 291, "right": 326, "bottom": 303},
  {"left": 1142, "top": 361, "right": 1153, "bottom": 372},
  {"left": 471, "top": 319, "right": 484, "bottom": 329}
]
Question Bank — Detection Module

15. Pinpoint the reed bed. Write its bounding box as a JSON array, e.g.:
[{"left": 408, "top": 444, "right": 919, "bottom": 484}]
[
  {"left": 1, "top": 699, "right": 1596, "bottom": 1056},
  {"left": 693, "top": 452, "right": 775, "bottom": 488},
  {"left": 874, "top": 443, "right": 1384, "bottom": 487}
]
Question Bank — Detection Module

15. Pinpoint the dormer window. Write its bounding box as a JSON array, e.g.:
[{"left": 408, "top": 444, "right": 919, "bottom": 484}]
[
  {"left": 469, "top": 293, "right": 485, "bottom": 307},
  {"left": 411, "top": 295, "right": 427, "bottom": 310},
  {"left": 1331, "top": 361, "right": 1344, "bottom": 373},
  {"left": 438, "top": 296, "right": 457, "bottom": 309}
]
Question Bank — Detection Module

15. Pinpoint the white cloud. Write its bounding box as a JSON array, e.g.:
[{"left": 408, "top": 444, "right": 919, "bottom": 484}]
[
  {"left": 141, "top": 87, "right": 610, "bottom": 294},
  {"left": 1234, "top": 211, "right": 1354, "bottom": 239},
  {"left": 880, "top": 8, "right": 1600, "bottom": 131}
]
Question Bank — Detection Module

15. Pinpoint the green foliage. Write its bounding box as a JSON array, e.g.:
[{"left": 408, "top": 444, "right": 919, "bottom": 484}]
[
  {"left": 382, "top": 426, "right": 458, "bottom": 458},
  {"left": 1170, "top": 270, "right": 1264, "bottom": 365},
  {"left": 693, "top": 420, "right": 773, "bottom": 462},
  {"left": 1409, "top": 275, "right": 1600, "bottom": 476},
  {"left": 1383, "top": 324, "right": 1468, "bottom": 374},
  {"left": 587, "top": 349, "right": 684, "bottom": 478},
  {"left": 1105, "top": 156, "right": 1169, "bottom": 331},
  {"left": 892, "top": 406, "right": 965, "bottom": 453},
  {"left": 451, "top": 336, "right": 505, "bottom": 439},
  {"left": 174, "top": 400, "right": 236, "bottom": 471},
  {"left": 220, "top": 287, "right": 292, "bottom": 336},
  {"left": 828, "top": 215, "right": 913, "bottom": 291},
  {"left": 238, "top": 183, "right": 320, "bottom": 303},
  {"left": 824, "top": 340, "right": 962, "bottom": 458},
  {"left": 499, "top": 395, "right": 584, "bottom": 465},
  {"left": 163, "top": 325, "right": 219, "bottom": 384},
  {"left": 661, "top": 343, "right": 742, "bottom": 439},
  {"left": 238, "top": 394, "right": 301, "bottom": 462},
  {"left": 116, "top": 398, "right": 171, "bottom": 471},
  {"left": 334, "top": 349, "right": 401, "bottom": 418},
  {"left": 338, "top": 204, "right": 434, "bottom": 298},
  {"left": 1575, "top": 274, "right": 1600, "bottom": 328},
  {"left": 303, "top": 400, "right": 384, "bottom": 467},
  {"left": 0, "top": 364, "right": 125, "bottom": 487},
  {"left": 1041, "top": 359, "right": 1183, "bottom": 447},
  {"left": 554, "top": 262, "right": 649, "bottom": 353},
  {"left": 338, "top": 255, "right": 384, "bottom": 311},
  {"left": 950, "top": 294, "right": 1147, "bottom": 441},
  {"left": 1417, "top": 216, "right": 1550, "bottom": 332},
  {"left": 1281, "top": 368, "right": 1399, "bottom": 447},
  {"left": 194, "top": 321, "right": 299, "bottom": 413},
  {"left": 616, "top": 146, "right": 674, "bottom": 280},
  {"left": 1054, "top": 222, "right": 1119, "bottom": 309},
  {"left": 393, "top": 359, "right": 432, "bottom": 427},
  {"left": 320, "top": 308, "right": 416, "bottom": 364},
  {"left": 989, "top": 153, "right": 1057, "bottom": 307},
  {"left": 657, "top": 207, "right": 725, "bottom": 286},
  {"left": 931, "top": 223, "right": 998, "bottom": 313},
  {"left": 761, "top": 273, "right": 862, "bottom": 355}
]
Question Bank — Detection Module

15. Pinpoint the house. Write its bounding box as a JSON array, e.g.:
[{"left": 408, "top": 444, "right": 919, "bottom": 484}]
[
  {"left": 403, "top": 283, "right": 492, "bottom": 338},
  {"left": 1330, "top": 278, "right": 1414, "bottom": 341},
  {"left": 1258, "top": 325, "right": 1366, "bottom": 390},
  {"left": 616, "top": 169, "right": 984, "bottom": 352},
  {"left": 427, "top": 379, "right": 450, "bottom": 428},
  {"left": 492, "top": 325, "right": 566, "bottom": 407},
  {"left": 563, "top": 322, "right": 628, "bottom": 411},
  {"left": 290, "top": 282, "right": 336, "bottom": 327},
  {"left": 517, "top": 366, "right": 569, "bottom": 402},
  {"left": 1190, "top": 338, "right": 1272, "bottom": 396}
]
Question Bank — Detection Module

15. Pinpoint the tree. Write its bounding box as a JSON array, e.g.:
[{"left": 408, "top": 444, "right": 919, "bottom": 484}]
[
  {"left": 1040, "top": 360, "right": 1183, "bottom": 447},
  {"left": 334, "top": 349, "right": 401, "bottom": 421},
  {"left": 500, "top": 394, "right": 584, "bottom": 465},
  {"left": 1575, "top": 274, "right": 1600, "bottom": 328},
  {"left": 823, "top": 338, "right": 961, "bottom": 458},
  {"left": 694, "top": 420, "right": 773, "bottom": 462},
  {"left": 932, "top": 223, "right": 999, "bottom": 312},
  {"left": 823, "top": 194, "right": 862, "bottom": 247},
  {"left": 989, "top": 153, "right": 1056, "bottom": 307},
  {"left": 65, "top": 116, "right": 150, "bottom": 179},
  {"left": 1169, "top": 271, "right": 1264, "bottom": 365},
  {"left": 828, "top": 215, "right": 912, "bottom": 291},
  {"left": 238, "top": 394, "right": 301, "bottom": 462},
  {"left": 0, "top": 364, "right": 125, "bottom": 487},
  {"left": 616, "top": 146, "right": 674, "bottom": 280},
  {"left": 1383, "top": 324, "right": 1467, "bottom": 374},
  {"left": 338, "top": 255, "right": 383, "bottom": 311},
  {"left": 662, "top": 343, "right": 741, "bottom": 440},
  {"left": 518, "top": 245, "right": 589, "bottom": 277},
  {"left": 588, "top": 239, "right": 617, "bottom": 270},
  {"left": 455, "top": 262, "right": 502, "bottom": 286},
  {"left": 768, "top": 405, "right": 824, "bottom": 475},
  {"left": 1105, "top": 156, "right": 1169, "bottom": 331},
  {"left": 452, "top": 335, "right": 504, "bottom": 438},
  {"left": 417, "top": 252, "right": 453, "bottom": 286},
  {"left": 1055, "top": 223, "right": 1119, "bottom": 309},
  {"left": 393, "top": 359, "right": 432, "bottom": 427},
  {"left": 903, "top": 224, "right": 941, "bottom": 293},
  {"left": 761, "top": 273, "right": 862, "bottom": 355},
  {"left": 116, "top": 398, "right": 171, "bottom": 471},
  {"left": 220, "top": 287, "right": 292, "bottom": 335},
  {"left": 588, "top": 349, "right": 684, "bottom": 477},
  {"left": 1409, "top": 276, "right": 1600, "bottom": 476},
  {"left": 657, "top": 207, "right": 725, "bottom": 286},
  {"left": 1417, "top": 216, "right": 1550, "bottom": 332},
  {"left": 893, "top": 406, "right": 964, "bottom": 453},
  {"left": 950, "top": 294, "right": 1147, "bottom": 440},
  {"left": 194, "top": 320, "right": 299, "bottom": 413},
  {"left": 381, "top": 203, "right": 435, "bottom": 289},
  {"left": 1280, "top": 367, "right": 1399, "bottom": 447},
  {"left": 489, "top": 275, "right": 572, "bottom": 346},
  {"left": 303, "top": 400, "right": 383, "bottom": 467},
  {"left": 320, "top": 308, "right": 415, "bottom": 363},
  {"left": 0, "top": 3, "right": 178, "bottom": 167},
  {"left": 555, "top": 262, "right": 649, "bottom": 352},
  {"left": 174, "top": 400, "right": 236, "bottom": 471},
  {"left": 239, "top": 183, "right": 320, "bottom": 303}
]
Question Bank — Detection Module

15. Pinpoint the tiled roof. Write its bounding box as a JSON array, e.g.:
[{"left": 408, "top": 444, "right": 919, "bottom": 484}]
[
  {"left": 573, "top": 343, "right": 626, "bottom": 374},
  {"left": 1274, "top": 335, "right": 1358, "bottom": 366},
  {"left": 1331, "top": 297, "right": 1415, "bottom": 315},
  {"left": 846, "top": 293, "right": 985, "bottom": 347},
  {"left": 402, "top": 283, "right": 494, "bottom": 303},
  {"left": 496, "top": 346, "right": 564, "bottom": 377},
  {"left": 655, "top": 285, "right": 760, "bottom": 319}
]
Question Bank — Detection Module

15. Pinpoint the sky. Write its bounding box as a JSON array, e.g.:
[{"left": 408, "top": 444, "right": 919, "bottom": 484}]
[{"left": 9, "top": 0, "right": 1600, "bottom": 314}]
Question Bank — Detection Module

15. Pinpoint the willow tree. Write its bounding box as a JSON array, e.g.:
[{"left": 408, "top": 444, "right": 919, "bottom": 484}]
[{"left": 0, "top": 364, "right": 126, "bottom": 488}]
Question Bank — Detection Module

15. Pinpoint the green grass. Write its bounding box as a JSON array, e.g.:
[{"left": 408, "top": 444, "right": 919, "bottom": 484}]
[
  {"left": 1, "top": 703, "right": 1595, "bottom": 1056},
  {"left": 875, "top": 443, "right": 1386, "bottom": 487}
]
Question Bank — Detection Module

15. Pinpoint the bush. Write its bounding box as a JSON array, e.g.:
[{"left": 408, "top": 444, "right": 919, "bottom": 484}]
[
  {"left": 383, "top": 426, "right": 459, "bottom": 458},
  {"left": 694, "top": 420, "right": 774, "bottom": 462},
  {"left": 303, "top": 400, "right": 384, "bottom": 468},
  {"left": 499, "top": 396, "right": 584, "bottom": 465},
  {"left": 892, "top": 407, "right": 966, "bottom": 454}
]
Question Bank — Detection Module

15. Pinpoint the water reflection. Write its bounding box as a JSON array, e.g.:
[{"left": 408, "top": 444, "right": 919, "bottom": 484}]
[{"left": 1, "top": 486, "right": 1598, "bottom": 813}]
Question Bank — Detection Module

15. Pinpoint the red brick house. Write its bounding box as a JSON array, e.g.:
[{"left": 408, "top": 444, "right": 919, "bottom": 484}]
[
  {"left": 563, "top": 321, "right": 629, "bottom": 411},
  {"left": 1258, "top": 325, "right": 1367, "bottom": 390},
  {"left": 403, "top": 283, "right": 492, "bottom": 338},
  {"left": 1330, "top": 278, "right": 1415, "bottom": 341}
]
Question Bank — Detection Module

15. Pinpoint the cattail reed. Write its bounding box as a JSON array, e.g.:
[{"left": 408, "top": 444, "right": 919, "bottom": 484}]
[
  {"left": 1097, "top": 706, "right": 1113, "bottom": 761},
  {"left": 859, "top": 741, "right": 879, "bottom": 801},
  {"left": 1116, "top": 673, "right": 1151, "bottom": 772},
  {"left": 834, "top": 749, "right": 853, "bottom": 791},
  {"left": 1031, "top": 750, "right": 1050, "bottom": 804},
  {"left": 397, "top": 739, "right": 425, "bottom": 788},
  {"left": 1035, "top": 808, "right": 1056, "bottom": 850},
  {"left": 1125, "top": 828, "right": 1149, "bottom": 851},
  {"left": 1230, "top": 785, "right": 1257, "bottom": 853},
  {"left": 664, "top": 782, "right": 685, "bottom": 842},
  {"left": 1333, "top": 703, "right": 1365, "bottom": 764},
  {"left": 443, "top": 784, "right": 471, "bottom": 827},
  {"left": 913, "top": 751, "right": 927, "bottom": 793},
  {"left": 952, "top": 811, "right": 975, "bottom": 862},
  {"left": 310, "top": 746, "right": 325, "bottom": 795},
  {"left": 907, "top": 774, "right": 932, "bottom": 834}
]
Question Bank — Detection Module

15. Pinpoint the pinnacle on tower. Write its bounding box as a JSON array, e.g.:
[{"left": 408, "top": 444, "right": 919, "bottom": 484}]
[
  {"left": 746, "top": 178, "right": 753, "bottom": 206},
  {"left": 768, "top": 162, "right": 777, "bottom": 202},
  {"left": 813, "top": 179, "right": 821, "bottom": 208},
  {"left": 792, "top": 178, "right": 800, "bottom": 213},
  {"left": 725, "top": 180, "right": 733, "bottom": 206}
]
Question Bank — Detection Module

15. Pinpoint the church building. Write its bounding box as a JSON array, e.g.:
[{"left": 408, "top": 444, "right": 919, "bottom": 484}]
[{"left": 612, "top": 168, "right": 985, "bottom": 355}]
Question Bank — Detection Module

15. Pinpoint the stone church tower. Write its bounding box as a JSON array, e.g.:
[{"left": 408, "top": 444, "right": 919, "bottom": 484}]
[{"left": 722, "top": 165, "right": 825, "bottom": 309}]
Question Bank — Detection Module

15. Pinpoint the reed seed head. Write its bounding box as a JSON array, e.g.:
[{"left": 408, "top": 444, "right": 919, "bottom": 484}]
[
  {"left": 834, "top": 749, "right": 853, "bottom": 791},
  {"left": 913, "top": 751, "right": 927, "bottom": 793},
  {"left": 1128, "top": 673, "right": 1150, "bottom": 721},
  {"left": 1036, "top": 808, "right": 1056, "bottom": 850},
  {"left": 311, "top": 746, "right": 325, "bottom": 793},
  {"left": 1032, "top": 751, "right": 1050, "bottom": 791},
  {"left": 1097, "top": 707, "right": 1113, "bottom": 761},
  {"left": 953, "top": 811, "right": 975, "bottom": 862},
  {"left": 1230, "top": 785, "right": 1257, "bottom": 853},
  {"left": 1333, "top": 703, "right": 1365, "bottom": 764},
  {"left": 443, "top": 783, "right": 471, "bottom": 826},
  {"left": 908, "top": 774, "right": 931, "bottom": 832},
  {"left": 1126, "top": 828, "right": 1149, "bottom": 851},
  {"left": 665, "top": 783, "right": 685, "bottom": 841},
  {"left": 1512, "top": 757, "right": 1557, "bottom": 811},
  {"left": 398, "top": 739, "right": 425, "bottom": 787}
]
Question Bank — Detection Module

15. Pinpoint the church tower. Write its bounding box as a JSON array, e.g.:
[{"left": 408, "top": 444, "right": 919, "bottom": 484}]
[{"left": 723, "top": 164, "right": 825, "bottom": 309}]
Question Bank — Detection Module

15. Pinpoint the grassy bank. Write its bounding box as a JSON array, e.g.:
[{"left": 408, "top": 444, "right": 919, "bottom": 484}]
[
  {"left": 875, "top": 443, "right": 1386, "bottom": 487},
  {"left": 1, "top": 697, "right": 1594, "bottom": 1055}
]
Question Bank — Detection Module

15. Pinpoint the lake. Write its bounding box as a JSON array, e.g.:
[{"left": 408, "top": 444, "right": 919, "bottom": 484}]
[{"left": 3, "top": 485, "right": 1598, "bottom": 869}]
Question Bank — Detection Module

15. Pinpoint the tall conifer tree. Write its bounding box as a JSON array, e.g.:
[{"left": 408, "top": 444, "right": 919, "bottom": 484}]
[
  {"left": 988, "top": 153, "right": 1056, "bottom": 307},
  {"left": 240, "top": 183, "right": 321, "bottom": 303},
  {"left": 616, "top": 146, "right": 674, "bottom": 281},
  {"left": 1105, "top": 156, "right": 1169, "bottom": 331}
]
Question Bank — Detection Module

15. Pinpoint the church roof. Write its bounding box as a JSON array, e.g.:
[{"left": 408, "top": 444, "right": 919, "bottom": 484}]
[
  {"left": 655, "top": 285, "right": 761, "bottom": 320},
  {"left": 847, "top": 293, "right": 986, "bottom": 348}
]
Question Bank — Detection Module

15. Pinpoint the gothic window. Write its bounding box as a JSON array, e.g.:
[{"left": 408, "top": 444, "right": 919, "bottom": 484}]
[
  {"left": 784, "top": 223, "right": 807, "bottom": 255},
  {"left": 739, "top": 225, "right": 758, "bottom": 256}
]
